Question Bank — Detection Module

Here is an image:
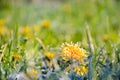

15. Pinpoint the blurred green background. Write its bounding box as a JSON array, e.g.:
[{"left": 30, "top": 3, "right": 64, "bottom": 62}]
[{"left": 0, "top": 0, "right": 120, "bottom": 47}]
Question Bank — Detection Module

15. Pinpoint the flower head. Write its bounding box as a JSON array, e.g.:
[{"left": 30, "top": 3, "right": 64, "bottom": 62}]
[
  {"left": 61, "top": 42, "right": 87, "bottom": 62},
  {"left": 12, "top": 54, "right": 22, "bottom": 60},
  {"left": 45, "top": 52, "right": 55, "bottom": 60},
  {"left": 0, "top": 27, "right": 5, "bottom": 35},
  {"left": 22, "top": 26, "right": 31, "bottom": 34},
  {"left": 27, "top": 69, "right": 38, "bottom": 79},
  {"left": 0, "top": 19, "right": 6, "bottom": 27},
  {"left": 103, "top": 34, "right": 109, "bottom": 42},
  {"left": 20, "top": 26, "right": 33, "bottom": 38},
  {"left": 74, "top": 66, "right": 88, "bottom": 76},
  {"left": 41, "top": 20, "right": 51, "bottom": 28}
]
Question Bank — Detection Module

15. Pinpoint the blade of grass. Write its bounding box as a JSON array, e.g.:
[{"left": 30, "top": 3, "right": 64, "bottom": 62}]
[
  {"left": 0, "top": 44, "right": 8, "bottom": 63},
  {"left": 35, "top": 37, "right": 46, "bottom": 51},
  {"left": 86, "top": 24, "right": 94, "bottom": 80},
  {"left": 13, "top": 23, "right": 18, "bottom": 48}
]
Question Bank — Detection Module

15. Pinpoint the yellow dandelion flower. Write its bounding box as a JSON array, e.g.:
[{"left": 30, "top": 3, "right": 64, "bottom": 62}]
[
  {"left": 31, "top": 69, "right": 38, "bottom": 74},
  {"left": 103, "top": 34, "right": 109, "bottom": 42},
  {"left": 0, "top": 19, "right": 6, "bottom": 27},
  {"left": 27, "top": 69, "right": 38, "bottom": 79},
  {"left": 74, "top": 66, "right": 81, "bottom": 75},
  {"left": 21, "top": 26, "right": 34, "bottom": 39},
  {"left": 45, "top": 52, "right": 55, "bottom": 59},
  {"left": 25, "top": 33, "right": 33, "bottom": 39},
  {"left": 12, "top": 54, "right": 22, "bottom": 60},
  {"left": 80, "top": 66, "right": 88, "bottom": 75},
  {"left": 33, "top": 75, "right": 37, "bottom": 79},
  {"left": 22, "top": 26, "right": 31, "bottom": 34},
  {"left": 74, "top": 66, "right": 88, "bottom": 76},
  {"left": 41, "top": 20, "right": 51, "bottom": 28},
  {"left": 27, "top": 69, "right": 38, "bottom": 75},
  {"left": 0, "top": 27, "right": 5, "bottom": 35},
  {"left": 61, "top": 42, "right": 87, "bottom": 62}
]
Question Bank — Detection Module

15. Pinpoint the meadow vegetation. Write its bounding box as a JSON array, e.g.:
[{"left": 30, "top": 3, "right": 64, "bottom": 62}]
[{"left": 0, "top": 0, "right": 120, "bottom": 80}]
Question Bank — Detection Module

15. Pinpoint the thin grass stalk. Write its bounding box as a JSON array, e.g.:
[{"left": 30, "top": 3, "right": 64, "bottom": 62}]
[
  {"left": 0, "top": 44, "right": 8, "bottom": 63},
  {"left": 86, "top": 24, "right": 94, "bottom": 80}
]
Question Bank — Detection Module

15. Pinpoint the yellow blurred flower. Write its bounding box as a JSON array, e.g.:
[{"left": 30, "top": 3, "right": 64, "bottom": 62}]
[
  {"left": 12, "top": 54, "right": 22, "bottom": 60},
  {"left": 0, "top": 19, "right": 6, "bottom": 27},
  {"left": 74, "top": 66, "right": 88, "bottom": 76},
  {"left": 29, "top": 69, "right": 38, "bottom": 74},
  {"left": 22, "top": 26, "right": 31, "bottom": 34},
  {"left": 0, "top": 27, "right": 11, "bottom": 36},
  {"left": 45, "top": 52, "right": 55, "bottom": 59},
  {"left": 21, "top": 26, "right": 34, "bottom": 39},
  {"left": 0, "top": 27, "right": 5, "bottom": 35},
  {"left": 25, "top": 33, "right": 33, "bottom": 39},
  {"left": 61, "top": 42, "right": 87, "bottom": 62},
  {"left": 33, "top": 75, "right": 37, "bottom": 80},
  {"left": 27, "top": 69, "right": 38, "bottom": 79},
  {"left": 41, "top": 20, "right": 51, "bottom": 28},
  {"left": 103, "top": 34, "right": 109, "bottom": 42}
]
